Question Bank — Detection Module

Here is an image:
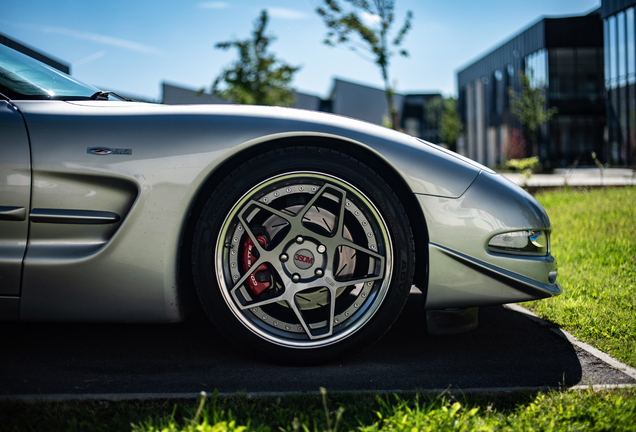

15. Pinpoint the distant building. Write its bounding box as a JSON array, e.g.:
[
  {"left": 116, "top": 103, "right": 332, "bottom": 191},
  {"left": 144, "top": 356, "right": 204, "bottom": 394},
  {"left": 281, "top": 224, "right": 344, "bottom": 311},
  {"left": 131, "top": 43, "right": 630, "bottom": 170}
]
[
  {"left": 601, "top": 0, "right": 636, "bottom": 166},
  {"left": 162, "top": 81, "right": 329, "bottom": 111},
  {"left": 162, "top": 78, "right": 442, "bottom": 141},
  {"left": 0, "top": 32, "right": 70, "bottom": 74},
  {"left": 162, "top": 82, "right": 232, "bottom": 105},
  {"left": 457, "top": 13, "right": 605, "bottom": 168},
  {"left": 327, "top": 78, "right": 404, "bottom": 125}
]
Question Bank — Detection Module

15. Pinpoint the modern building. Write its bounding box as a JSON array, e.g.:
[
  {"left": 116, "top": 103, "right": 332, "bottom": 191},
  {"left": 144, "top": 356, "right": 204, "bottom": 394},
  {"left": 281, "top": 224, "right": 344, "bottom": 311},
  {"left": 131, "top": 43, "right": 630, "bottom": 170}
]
[
  {"left": 457, "top": 13, "right": 605, "bottom": 168},
  {"left": 602, "top": 0, "right": 636, "bottom": 167}
]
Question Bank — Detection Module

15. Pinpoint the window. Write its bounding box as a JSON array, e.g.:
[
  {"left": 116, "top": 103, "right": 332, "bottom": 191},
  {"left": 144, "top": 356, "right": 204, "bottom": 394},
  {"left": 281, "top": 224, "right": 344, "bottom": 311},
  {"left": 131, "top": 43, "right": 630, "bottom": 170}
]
[
  {"left": 618, "top": 11, "right": 626, "bottom": 85},
  {"left": 627, "top": 8, "right": 635, "bottom": 83},
  {"left": 609, "top": 15, "right": 617, "bottom": 86},
  {"left": 604, "top": 19, "right": 610, "bottom": 87},
  {"left": 577, "top": 48, "right": 602, "bottom": 101},
  {"left": 525, "top": 49, "right": 548, "bottom": 87},
  {"left": 549, "top": 48, "right": 575, "bottom": 100}
]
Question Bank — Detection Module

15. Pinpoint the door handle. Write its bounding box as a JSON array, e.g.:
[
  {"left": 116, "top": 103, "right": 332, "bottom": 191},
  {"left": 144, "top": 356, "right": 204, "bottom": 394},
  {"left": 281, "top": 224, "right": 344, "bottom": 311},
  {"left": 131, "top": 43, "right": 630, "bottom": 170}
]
[{"left": 0, "top": 206, "right": 26, "bottom": 221}]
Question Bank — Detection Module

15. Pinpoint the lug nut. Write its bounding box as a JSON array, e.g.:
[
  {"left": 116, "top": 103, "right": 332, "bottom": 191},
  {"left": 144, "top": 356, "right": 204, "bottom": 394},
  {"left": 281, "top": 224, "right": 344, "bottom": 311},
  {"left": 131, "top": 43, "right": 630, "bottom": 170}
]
[
  {"left": 280, "top": 253, "right": 289, "bottom": 262},
  {"left": 295, "top": 236, "right": 304, "bottom": 244},
  {"left": 292, "top": 273, "right": 301, "bottom": 283},
  {"left": 315, "top": 268, "right": 324, "bottom": 277},
  {"left": 317, "top": 245, "right": 326, "bottom": 254}
]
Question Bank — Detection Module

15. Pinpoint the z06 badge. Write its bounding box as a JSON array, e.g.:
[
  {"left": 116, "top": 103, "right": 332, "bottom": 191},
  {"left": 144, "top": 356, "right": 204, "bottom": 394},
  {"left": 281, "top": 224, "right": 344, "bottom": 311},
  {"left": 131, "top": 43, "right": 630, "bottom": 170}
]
[{"left": 87, "top": 147, "right": 132, "bottom": 155}]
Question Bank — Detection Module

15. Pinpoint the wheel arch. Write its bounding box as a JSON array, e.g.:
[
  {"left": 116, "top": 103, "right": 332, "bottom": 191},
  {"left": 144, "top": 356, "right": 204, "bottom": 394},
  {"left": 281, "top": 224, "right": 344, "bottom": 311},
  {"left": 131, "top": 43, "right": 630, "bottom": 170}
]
[{"left": 177, "top": 135, "right": 430, "bottom": 317}]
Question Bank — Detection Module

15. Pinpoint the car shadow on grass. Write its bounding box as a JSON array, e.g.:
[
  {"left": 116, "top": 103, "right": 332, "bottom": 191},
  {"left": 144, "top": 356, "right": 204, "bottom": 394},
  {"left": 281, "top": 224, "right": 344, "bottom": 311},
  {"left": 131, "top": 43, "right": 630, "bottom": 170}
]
[{"left": 2, "top": 293, "right": 629, "bottom": 396}]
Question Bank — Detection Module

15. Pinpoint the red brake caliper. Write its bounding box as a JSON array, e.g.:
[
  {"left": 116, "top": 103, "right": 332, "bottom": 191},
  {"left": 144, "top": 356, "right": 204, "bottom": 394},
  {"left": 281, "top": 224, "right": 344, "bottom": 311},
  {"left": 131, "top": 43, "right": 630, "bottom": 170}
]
[{"left": 241, "top": 235, "right": 271, "bottom": 295}]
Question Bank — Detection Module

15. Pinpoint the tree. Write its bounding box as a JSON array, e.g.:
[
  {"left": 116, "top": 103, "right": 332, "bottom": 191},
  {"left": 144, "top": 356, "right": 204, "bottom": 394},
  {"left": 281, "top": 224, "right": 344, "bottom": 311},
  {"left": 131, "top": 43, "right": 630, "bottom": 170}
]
[
  {"left": 210, "top": 10, "right": 300, "bottom": 106},
  {"left": 422, "top": 96, "right": 462, "bottom": 150},
  {"left": 508, "top": 71, "right": 557, "bottom": 158},
  {"left": 439, "top": 97, "right": 463, "bottom": 150},
  {"left": 423, "top": 96, "right": 442, "bottom": 132},
  {"left": 316, "top": 0, "right": 413, "bottom": 129}
]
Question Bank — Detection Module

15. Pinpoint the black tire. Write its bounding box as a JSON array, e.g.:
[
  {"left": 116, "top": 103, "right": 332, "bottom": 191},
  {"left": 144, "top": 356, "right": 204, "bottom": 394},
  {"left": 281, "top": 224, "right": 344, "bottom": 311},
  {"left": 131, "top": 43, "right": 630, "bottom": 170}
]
[{"left": 192, "top": 147, "right": 415, "bottom": 364}]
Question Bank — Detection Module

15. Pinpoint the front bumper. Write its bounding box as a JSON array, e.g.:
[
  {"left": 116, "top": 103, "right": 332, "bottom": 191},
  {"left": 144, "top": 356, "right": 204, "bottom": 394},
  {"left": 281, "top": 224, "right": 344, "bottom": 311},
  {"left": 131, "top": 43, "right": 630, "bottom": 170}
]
[{"left": 417, "top": 171, "right": 562, "bottom": 309}]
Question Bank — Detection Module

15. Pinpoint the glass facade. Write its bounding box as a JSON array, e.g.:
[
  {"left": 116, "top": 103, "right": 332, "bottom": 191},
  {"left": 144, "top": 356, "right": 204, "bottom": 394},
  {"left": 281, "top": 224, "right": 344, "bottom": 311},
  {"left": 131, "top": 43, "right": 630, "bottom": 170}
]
[
  {"left": 516, "top": 47, "right": 605, "bottom": 168},
  {"left": 546, "top": 47, "right": 605, "bottom": 167},
  {"left": 458, "top": 14, "right": 605, "bottom": 169},
  {"left": 605, "top": 5, "right": 636, "bottom": 166}
]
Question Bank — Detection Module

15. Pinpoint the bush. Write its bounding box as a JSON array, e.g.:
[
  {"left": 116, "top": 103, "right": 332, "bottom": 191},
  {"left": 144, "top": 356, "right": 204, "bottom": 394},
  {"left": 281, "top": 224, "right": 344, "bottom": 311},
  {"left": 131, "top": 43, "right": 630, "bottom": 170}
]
[{"left": 505, "top": 156, "right": 539, "bottom": 172}]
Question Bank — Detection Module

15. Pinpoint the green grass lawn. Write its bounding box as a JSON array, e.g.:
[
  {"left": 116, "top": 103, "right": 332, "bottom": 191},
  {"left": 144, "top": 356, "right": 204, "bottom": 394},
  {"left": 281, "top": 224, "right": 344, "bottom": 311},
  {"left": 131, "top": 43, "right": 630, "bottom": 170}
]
[
  {"left": 530, "top": 187, "right": 636, "bottom": 368},
  {"left": 2, "top": 388, "right": 636, "bottom": 431}
]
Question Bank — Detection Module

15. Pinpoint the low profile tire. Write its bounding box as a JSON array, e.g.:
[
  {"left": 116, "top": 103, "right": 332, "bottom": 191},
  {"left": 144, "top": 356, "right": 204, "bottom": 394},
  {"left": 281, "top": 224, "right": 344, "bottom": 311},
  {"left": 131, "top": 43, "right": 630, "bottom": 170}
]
[{"left": 192, "top": 147, "right": 415, "bottom": 364}]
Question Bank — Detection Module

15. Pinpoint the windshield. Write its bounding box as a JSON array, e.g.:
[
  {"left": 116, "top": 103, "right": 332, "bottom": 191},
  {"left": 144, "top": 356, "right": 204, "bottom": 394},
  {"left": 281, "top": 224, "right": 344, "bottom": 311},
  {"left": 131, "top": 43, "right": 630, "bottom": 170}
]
[{"left": 0, "top": 43, "right": 100, "bottom": 100}]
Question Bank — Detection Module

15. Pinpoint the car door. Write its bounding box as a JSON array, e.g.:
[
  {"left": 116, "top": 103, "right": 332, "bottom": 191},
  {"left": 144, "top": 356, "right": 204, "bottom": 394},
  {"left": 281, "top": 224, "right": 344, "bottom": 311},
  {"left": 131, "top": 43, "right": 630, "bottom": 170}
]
[{"left": 0, "top": 100, "right": 31, "bottom": 320}]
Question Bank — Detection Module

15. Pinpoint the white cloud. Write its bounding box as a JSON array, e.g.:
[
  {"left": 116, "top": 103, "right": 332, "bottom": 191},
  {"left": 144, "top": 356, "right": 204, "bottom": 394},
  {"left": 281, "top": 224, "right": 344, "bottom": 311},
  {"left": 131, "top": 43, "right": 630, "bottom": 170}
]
[
  {"left": 360, "top": 11, "right": 381, "bottom": 27},
  {"left": 197, "top": 2, "right": 229, "bottom": 8},
  {"left": 266, "top": 7, "right": 308, "bottom": 20},
  {"left": 74, "top": 50, "right": 106, "bottom": 67},
  {"left": 19, "top": 24, "right": 164, "bottom": 55}
]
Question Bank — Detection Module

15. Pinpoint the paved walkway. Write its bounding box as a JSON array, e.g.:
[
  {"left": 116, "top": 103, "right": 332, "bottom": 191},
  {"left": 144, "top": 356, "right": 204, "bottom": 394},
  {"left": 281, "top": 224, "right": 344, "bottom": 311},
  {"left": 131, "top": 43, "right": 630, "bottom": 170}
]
[{"left": 500, "top": 168, "right": 636, "bottom": 188}]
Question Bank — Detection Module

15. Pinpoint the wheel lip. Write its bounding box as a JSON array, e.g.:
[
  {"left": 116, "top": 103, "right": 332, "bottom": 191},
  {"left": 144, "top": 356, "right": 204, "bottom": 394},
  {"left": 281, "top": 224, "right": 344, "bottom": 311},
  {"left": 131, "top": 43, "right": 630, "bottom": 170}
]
[{"left": 214, "top": 170, "right": 394, "bottom": 349}]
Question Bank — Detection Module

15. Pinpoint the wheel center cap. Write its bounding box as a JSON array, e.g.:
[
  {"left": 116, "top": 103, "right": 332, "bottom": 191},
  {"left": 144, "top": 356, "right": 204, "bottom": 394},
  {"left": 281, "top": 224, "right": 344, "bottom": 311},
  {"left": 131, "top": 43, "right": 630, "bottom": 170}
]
[{"left": 293, "top": 249, "right": 315, "bottom": 270}]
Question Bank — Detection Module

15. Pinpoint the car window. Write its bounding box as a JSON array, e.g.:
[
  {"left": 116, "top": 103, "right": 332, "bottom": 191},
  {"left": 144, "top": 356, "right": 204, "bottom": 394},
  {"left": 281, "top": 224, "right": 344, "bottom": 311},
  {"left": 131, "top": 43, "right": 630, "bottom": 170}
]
[{"left": 0, "top": 43, "right": 100, "bottom": 100}]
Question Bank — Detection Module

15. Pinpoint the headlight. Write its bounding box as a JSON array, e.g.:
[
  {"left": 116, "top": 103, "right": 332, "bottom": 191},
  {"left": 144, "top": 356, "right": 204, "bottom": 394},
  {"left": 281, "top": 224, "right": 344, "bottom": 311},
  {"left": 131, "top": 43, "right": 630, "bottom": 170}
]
[{"left": 488, "top": 230, "right": 548, "bottom": 256}]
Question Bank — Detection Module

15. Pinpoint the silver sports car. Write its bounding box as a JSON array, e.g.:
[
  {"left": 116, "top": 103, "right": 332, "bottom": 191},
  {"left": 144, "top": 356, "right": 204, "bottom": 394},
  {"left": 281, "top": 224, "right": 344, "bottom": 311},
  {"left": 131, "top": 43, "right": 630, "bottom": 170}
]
[{"left": 0, "top": 44, "right": 560, "bottom": 363}]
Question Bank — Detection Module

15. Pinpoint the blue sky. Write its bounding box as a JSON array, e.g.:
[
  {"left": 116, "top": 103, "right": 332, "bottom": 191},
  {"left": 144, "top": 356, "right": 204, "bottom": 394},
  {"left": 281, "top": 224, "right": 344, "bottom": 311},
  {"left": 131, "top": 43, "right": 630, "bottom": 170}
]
[{"left": 1, "top": 0, "right": 600, "bottom": 101}]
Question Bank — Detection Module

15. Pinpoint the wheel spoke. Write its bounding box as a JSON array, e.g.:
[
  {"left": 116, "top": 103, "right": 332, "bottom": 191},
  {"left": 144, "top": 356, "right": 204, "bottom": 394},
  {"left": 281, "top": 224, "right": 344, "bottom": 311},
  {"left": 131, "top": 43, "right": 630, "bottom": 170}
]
[
  {"left": 228, "top": 255, "right": 264, "bottom": 293},
  {"left": 340, "top": 238, "right": 386, "bottom": 262},
  {"left": 326, "top": 287, "right": 337, "bottom": 337},
  {"left": 335, "top": 186, "right": 348, "bottom": 239},
  {"left": 330, "top": 274, "right": 384, "bottom": 290},
  {"left": 236, "top": 216, "right": 264, "bottom": 260},
  {"left": 289, "top": 289, "right": 337, "bottom": 340},
  {"left": 228, "top": 248, "right": 288, "bottom": 299},
  {"left": 235, "top": 290, "right": 287, "bottom": 311},
  {"left": 248, "top": 199, "right": 293, "bottom": 221},
  {"left": 298, "top": 183, "right": 346, "bottom": 228},
  {"left": 288, "top": 300, "right": 316, "bottom": 339}
]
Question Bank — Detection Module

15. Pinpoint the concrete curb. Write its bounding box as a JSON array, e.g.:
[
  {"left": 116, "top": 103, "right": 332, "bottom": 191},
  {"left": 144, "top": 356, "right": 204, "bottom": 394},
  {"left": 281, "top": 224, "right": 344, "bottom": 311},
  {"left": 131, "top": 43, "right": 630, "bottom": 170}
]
[
  {"left": 2, "top": 383, "right": 636, "bottom": 403},
  {"left": 499, "top": 169, "right": 636, "bottom": 188},
  {"left": 504, "top": 303, "right": 636, "bottom": 381}
]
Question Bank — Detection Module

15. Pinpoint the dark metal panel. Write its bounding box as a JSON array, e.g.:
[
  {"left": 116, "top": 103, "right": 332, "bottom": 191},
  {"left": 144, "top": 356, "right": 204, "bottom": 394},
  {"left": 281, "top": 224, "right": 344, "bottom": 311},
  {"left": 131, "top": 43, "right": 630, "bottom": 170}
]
[
  {"left": 29, "top": 209, "right": 121, "bottom": 225},
  {"left": 545, "top": 17, "right": 603, "bottom": 48}
]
